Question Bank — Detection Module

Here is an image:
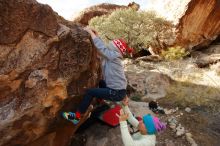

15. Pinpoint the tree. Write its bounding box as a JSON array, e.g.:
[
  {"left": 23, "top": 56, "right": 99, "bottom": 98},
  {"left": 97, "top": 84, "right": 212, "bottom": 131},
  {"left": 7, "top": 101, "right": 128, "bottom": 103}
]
[{"left": 89, "top": 8, "right": 175, "bottom": 53}]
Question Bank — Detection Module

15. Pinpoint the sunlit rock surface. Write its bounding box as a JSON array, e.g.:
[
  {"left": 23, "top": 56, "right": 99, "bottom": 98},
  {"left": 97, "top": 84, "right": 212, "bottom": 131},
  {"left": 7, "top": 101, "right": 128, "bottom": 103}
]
[
  {"left": 145, "top": 0, "right": 191, "bottom": 25},
  {"left": 146, "top": 0, "right": 220, "bottom": 50},
  {"left": 124, "top": 54, "right": 220, "bottom": 105},
  {"left": 176, "top": 0, "right": 220, "bottom": 49}
]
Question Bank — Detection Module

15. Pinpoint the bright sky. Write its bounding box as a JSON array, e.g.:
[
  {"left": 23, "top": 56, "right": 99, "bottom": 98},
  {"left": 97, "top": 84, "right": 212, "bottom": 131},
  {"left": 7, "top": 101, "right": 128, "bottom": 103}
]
[{"left": 37, "top": 0, "right": 149, "bottom": 20}]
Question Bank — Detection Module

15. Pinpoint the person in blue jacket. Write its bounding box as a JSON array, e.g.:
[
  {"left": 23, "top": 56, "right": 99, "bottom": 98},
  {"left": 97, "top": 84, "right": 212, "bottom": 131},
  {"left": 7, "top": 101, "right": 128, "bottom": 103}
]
[{"left": 62, "top": 27, "right": 133, "bottom": 124}]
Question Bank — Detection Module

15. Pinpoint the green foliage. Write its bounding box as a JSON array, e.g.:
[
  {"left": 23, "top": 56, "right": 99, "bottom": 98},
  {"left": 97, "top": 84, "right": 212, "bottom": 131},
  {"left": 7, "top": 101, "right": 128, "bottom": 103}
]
[
  {"left": 89, "top": 8, "right": 174, "bottom": 52},
  {"left": 161, "top": 46, "right": 189, "bottom": 60}
]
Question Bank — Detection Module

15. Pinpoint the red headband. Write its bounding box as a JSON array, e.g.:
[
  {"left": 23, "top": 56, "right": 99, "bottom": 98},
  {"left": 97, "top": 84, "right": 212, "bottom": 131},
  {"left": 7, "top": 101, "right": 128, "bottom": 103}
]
[{"left": 113, "top": 39, "right": 133, "bottom": 56}]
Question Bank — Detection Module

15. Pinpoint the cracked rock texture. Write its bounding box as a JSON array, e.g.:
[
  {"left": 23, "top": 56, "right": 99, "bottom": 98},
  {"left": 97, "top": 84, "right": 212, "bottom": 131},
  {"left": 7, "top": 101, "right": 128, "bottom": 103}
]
[
  {"left": 175, "top": 0, "right": 220, "bottom": 49},
  {"left": 0, "top": 0, "right": 101, "bottom": 145},
  {"left": 146, "top": 0, "right": 220, "bottom": 50}
]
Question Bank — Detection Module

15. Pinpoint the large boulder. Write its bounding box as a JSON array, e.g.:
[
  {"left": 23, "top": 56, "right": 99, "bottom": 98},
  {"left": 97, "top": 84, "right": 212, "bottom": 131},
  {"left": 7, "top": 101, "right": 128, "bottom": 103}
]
[
  {"left": 0, "top": 0, "right": 101, "bottom": 146},
  {"left": 175, "top": 0, "right": 220, "bottom": 49},
  {"left": 124, "top": 59, "right": 173, "bottom": 100},
  {"left": 0, "top": 0, "right": 58, "bottom": 44},
  {"left": 146, "top": 0, "right": 220, "bottom": 50},
  {"left": 192, "top": 44, "right": 220, "bottom": 68}
]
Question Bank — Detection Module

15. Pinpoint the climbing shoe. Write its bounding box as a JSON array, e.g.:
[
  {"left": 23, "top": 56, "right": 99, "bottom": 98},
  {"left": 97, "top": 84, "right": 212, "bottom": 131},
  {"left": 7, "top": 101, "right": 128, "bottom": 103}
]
[{"left": 62, "top": 112, "right": 80, "bottom": 125}]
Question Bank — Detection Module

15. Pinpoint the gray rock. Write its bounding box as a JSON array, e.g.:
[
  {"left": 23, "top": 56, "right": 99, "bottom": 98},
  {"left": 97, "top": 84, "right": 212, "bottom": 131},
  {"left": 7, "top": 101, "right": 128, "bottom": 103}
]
[
  {"left": 185, "top": 107, "right": 191, "bottom": 113},
  {"left": 211, "top": 62, "right": 220, "bottom": 75},
  {"left": 164, "top": 107, "right": 178, "bottom": 115},
  {"left": 124, "top": 59, "right": 173, "bottom": 100},
  {"left": 168, "top": 117, "right": 178, "bottom": 130},
  {"left": 176, "top": 124, "right": 185, "bottom": 137},
  {"left": 185, "top": 132, "right": 198, "bottom": 146}
]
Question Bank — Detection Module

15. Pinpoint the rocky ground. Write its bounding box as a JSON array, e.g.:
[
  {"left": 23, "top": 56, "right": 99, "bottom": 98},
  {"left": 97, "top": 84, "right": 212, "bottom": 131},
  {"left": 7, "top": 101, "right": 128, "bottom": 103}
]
[
  {"left": 71, "top": 99, "right": 220, "bottom": 146},
  {"left": 156, "top": 99, "right": 220, "bottom": 146}
]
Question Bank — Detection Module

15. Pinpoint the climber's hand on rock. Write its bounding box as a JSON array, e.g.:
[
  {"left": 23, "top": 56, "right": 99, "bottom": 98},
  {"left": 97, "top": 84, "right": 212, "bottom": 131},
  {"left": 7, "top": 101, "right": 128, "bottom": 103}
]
[
  {"left": 57, "top": 24, "right": 70, "bottom": 39},
  {"left": 83, "top": 26, "right": 98, "bottom": 38}
]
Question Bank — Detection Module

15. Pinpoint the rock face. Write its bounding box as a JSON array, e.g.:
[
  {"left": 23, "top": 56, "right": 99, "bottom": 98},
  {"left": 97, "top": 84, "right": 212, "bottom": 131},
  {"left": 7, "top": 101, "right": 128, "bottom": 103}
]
[
  {"left": 0, "top": 0, "right": 101, "bottom": 146},
  {"left": 124, "top": 59, "right": 173, "bottom": 100},
  {"left": 146, "top": 0, "right": 220, "bottom": 50},
  {"left": 175, "top": 0, "right": 220, "bottom": 49},
  {"left": 0, "top": 0, "right": 58, "bottom": 44},
  {"left": 73, "top": 2, "right": 139, "bottom": 26}
]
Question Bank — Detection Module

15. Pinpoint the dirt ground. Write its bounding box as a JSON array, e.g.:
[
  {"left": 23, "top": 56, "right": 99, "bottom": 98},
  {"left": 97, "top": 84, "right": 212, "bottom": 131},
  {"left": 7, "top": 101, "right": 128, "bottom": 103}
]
[{"left": 156, "top": 99, "right": 220, "bottom": 146}]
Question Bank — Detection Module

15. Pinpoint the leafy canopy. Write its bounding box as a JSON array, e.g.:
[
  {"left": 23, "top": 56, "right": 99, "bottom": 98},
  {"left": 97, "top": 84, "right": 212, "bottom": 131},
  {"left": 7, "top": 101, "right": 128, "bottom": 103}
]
[
  {"left": 89, "top": 8, "right": 174, "bottom": 52},
  {"left": 161, "top": 46, "right": 189, "bottom": 60}
]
